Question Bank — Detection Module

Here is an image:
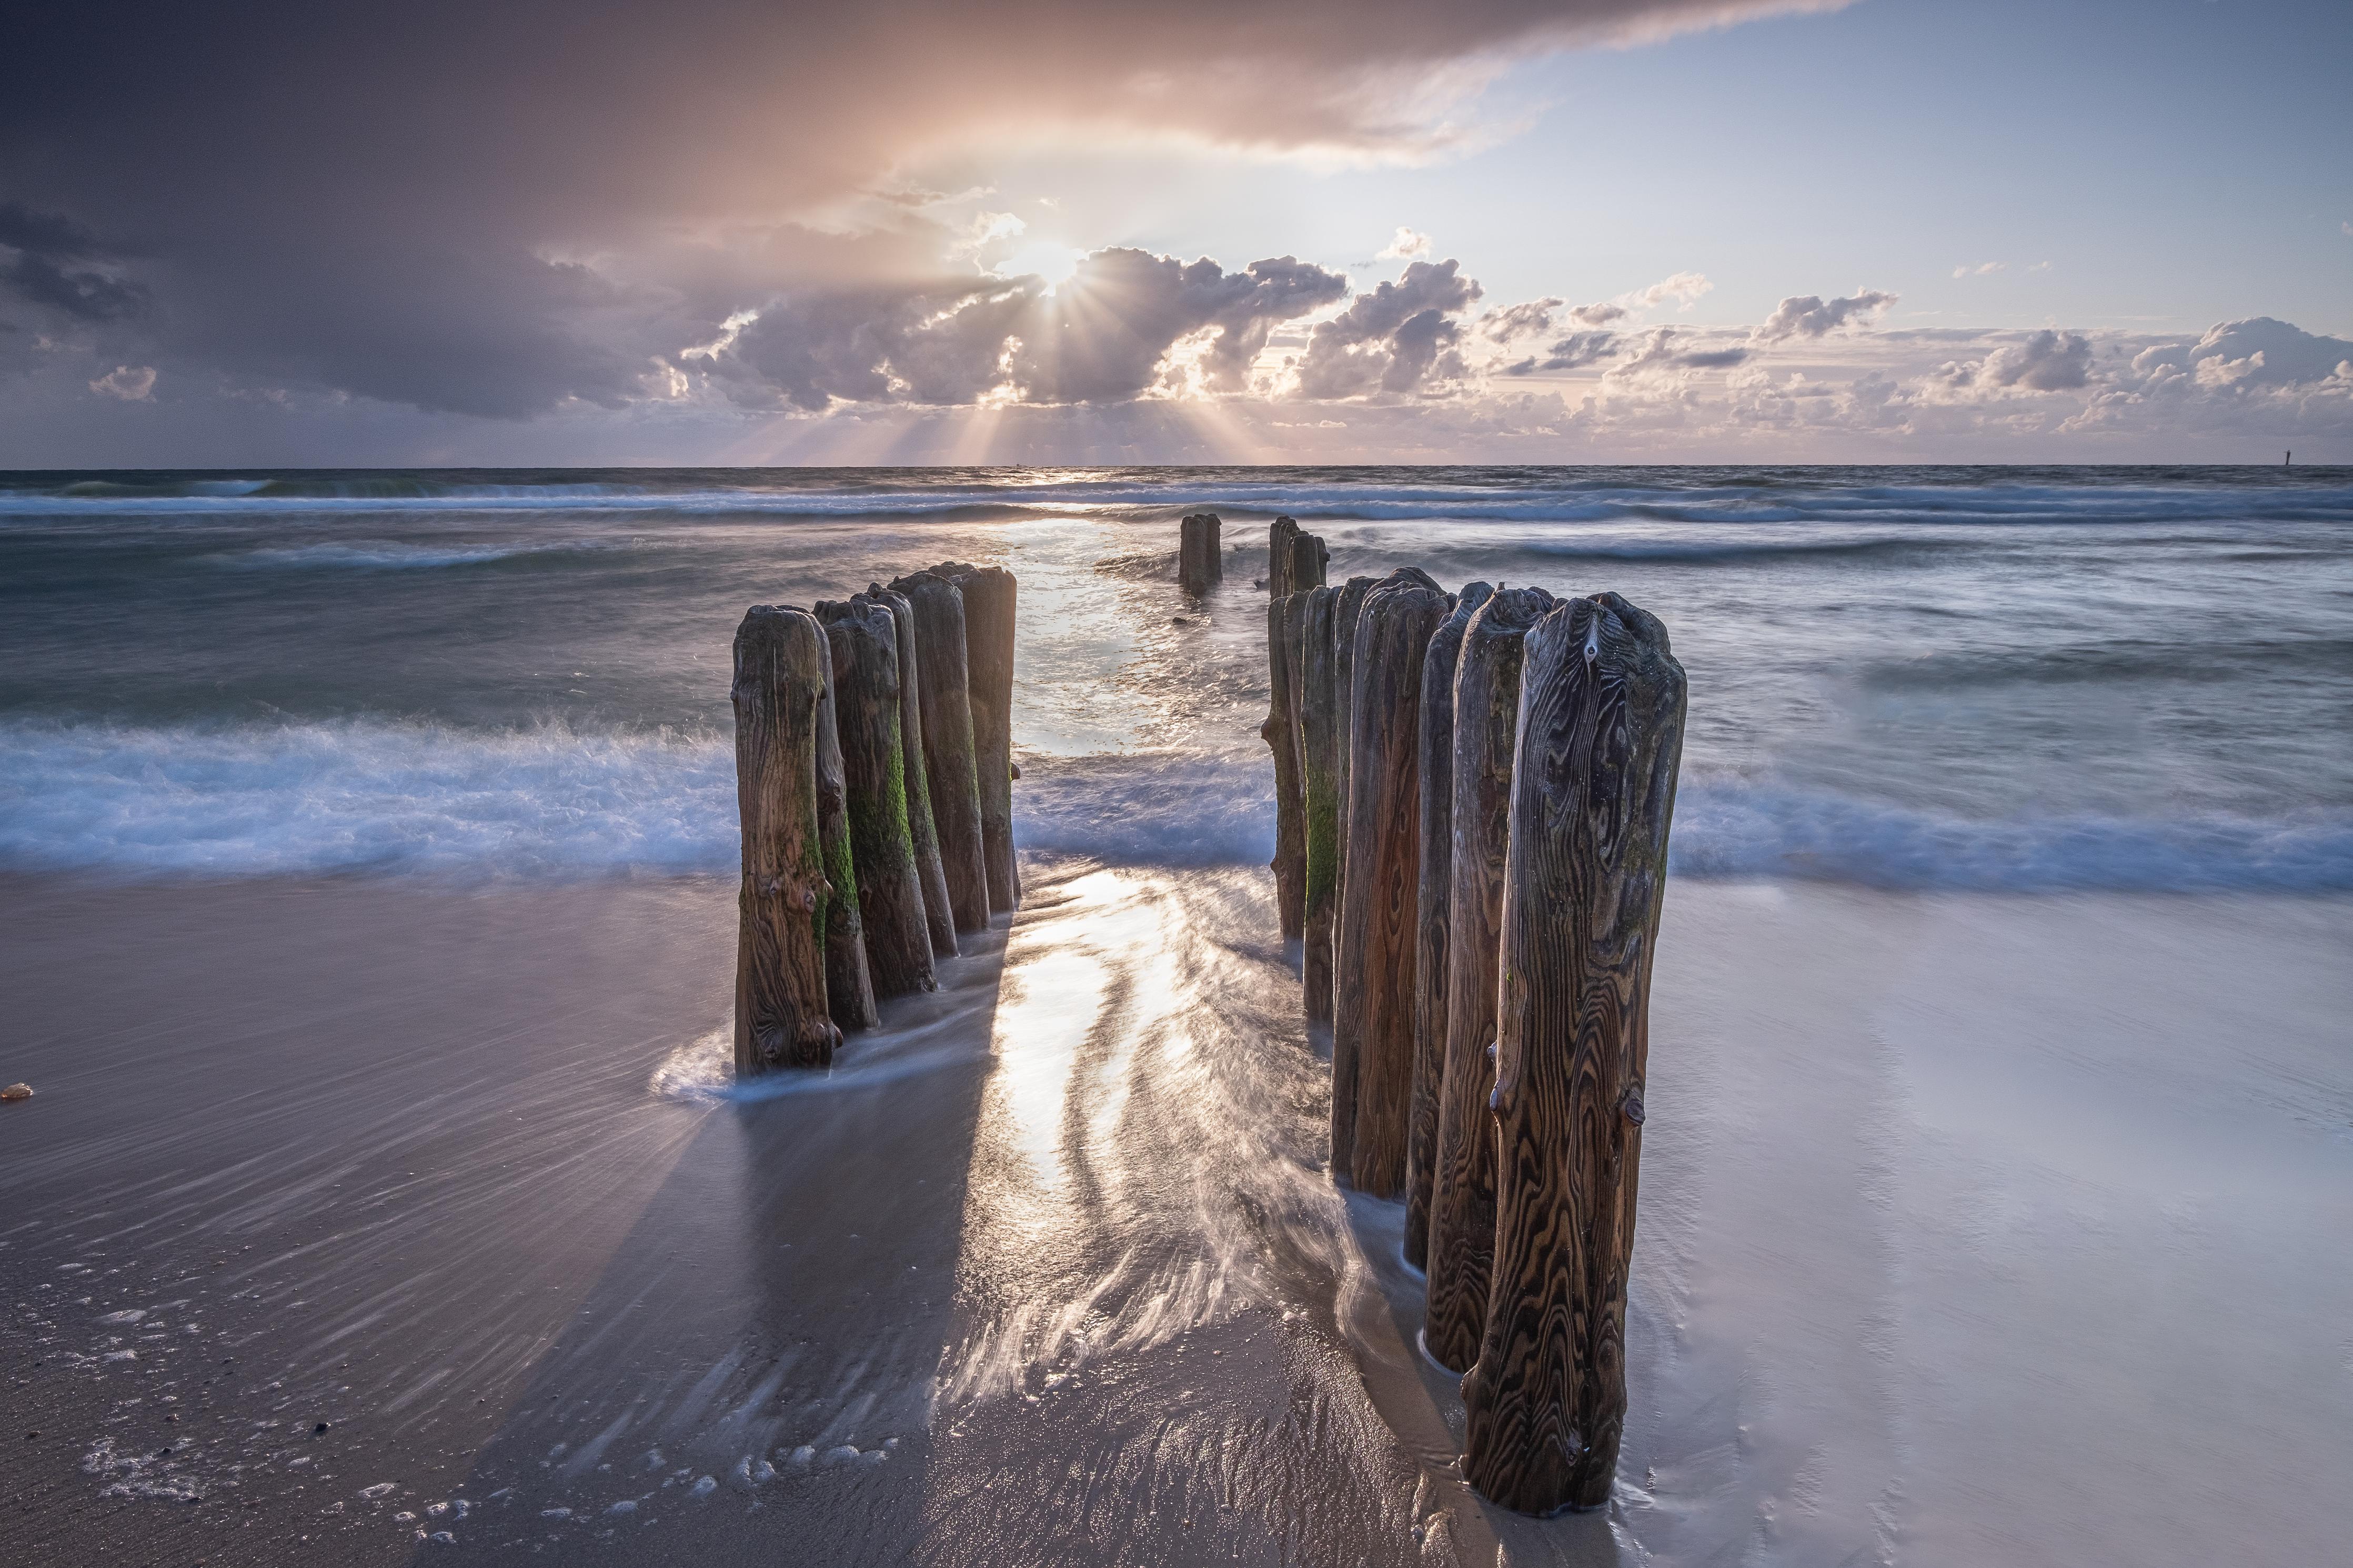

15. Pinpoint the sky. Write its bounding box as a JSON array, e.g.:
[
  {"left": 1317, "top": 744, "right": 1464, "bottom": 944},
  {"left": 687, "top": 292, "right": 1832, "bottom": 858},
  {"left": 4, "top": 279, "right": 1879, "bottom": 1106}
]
[{"left": 4, "top": 0, "right": 2349, "bottom": 467}]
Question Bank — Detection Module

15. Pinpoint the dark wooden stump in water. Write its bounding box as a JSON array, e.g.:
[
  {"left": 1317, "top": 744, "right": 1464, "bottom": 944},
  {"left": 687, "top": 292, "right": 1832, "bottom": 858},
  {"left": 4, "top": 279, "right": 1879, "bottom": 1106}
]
[
  {"left": 1268, "top": 515, "right": 1301, "bottom": 598},
  {"left": 1423, "top": 585, "right": 1555, "bottom": 1373},
  {"left": 868, "top": 584, "right": 958, "bottom": 960},
  {"left": 1264, "top": 590, "right": 1308, "bottom": 941},
  {"left": 1323, "top": 574, "right": 1377, "bottom": 1165},
  {"left": 1404, "top": 581, "right": 1493, "bottom": 1268},
  {"left": 731, "top": 605, "right": 842, "bottom": 1073},
  {"left": 934, "top": 562, "right": 1020, "bottom": 914},
  {"left": 812, "top": 629, "right": 878, "bottom": 1034},
  {"left": 1461, "top": 593, "right": 1686, "bottom": 1515},
  {"left": 816, "top": 597, "right": 937, "bottom": 1001},
  {"left": 1288, "top": 531, "right": 1329, "bottom": 593},
  {"left": 888, "top": 570, "right": 990, "bottom": 934},
  {"left": 1297, "top": 584, "right": 1341, "bottom": 1025},
  {"left": 1179, "top": 512, "right": 1223, "bottom": 595},
  {"left": 1334, "top": 569, "right": 1447, "bottom": 1196}
]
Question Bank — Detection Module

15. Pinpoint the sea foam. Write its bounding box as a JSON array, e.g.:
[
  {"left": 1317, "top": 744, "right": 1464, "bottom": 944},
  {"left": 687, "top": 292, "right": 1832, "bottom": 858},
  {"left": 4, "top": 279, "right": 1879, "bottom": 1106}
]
[{"left": 3, "top": 718, "right": 2347, "bottom": 892}]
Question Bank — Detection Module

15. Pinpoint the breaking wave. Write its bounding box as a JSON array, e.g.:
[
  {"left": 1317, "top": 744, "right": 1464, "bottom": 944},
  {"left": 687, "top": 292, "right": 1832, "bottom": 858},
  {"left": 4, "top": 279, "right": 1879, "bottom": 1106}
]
[{"left": 4, "top": 719, "right": 2347, "bottom": 892}]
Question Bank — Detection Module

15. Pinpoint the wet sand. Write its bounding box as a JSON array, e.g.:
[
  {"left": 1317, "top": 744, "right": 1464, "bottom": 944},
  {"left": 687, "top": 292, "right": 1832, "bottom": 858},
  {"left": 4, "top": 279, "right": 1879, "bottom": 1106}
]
[{"left": 3, "top": 867, "right": 2349, "bottom": 1566}]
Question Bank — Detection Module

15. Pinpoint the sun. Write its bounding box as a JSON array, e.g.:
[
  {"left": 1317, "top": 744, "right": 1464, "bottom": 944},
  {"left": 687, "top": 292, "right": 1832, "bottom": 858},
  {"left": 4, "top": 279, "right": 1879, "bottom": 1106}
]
[{"left": 997, "top": 239, "right": 1085, "bottom": 292}]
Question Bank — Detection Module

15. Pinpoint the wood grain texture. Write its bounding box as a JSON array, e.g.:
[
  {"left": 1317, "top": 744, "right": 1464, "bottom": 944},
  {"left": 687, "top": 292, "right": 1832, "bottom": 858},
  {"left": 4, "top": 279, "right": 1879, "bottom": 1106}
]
[
  {"left": 1179, "top": 512, "right": 1223, "bottom": 595},
  {"left": 1265, "top": 590, "right": 1308, "bottom": 941},
  {"left": 811, "top": 628, "right": 878, "bottom": 1033},
  {"left": 1460, "top": 592, "right": 1686, "bottom": 1515},
  {"left": 1297, "top": 584, "right": 1341, "bottom": 1025},
  {"left": 1405, "top": 581, "right": 1493, "bottom": 1267},
  {"left": 1336, "top": 569, "right": 1448, "bottom": 1197},
  {"left": 816, "top": 597, "right": 936, "bottom": 1002},
  {"left": 1423, "top": 585, "right": 1555, "bottom": 1372},
  {"left": 1323, "top": 574, "right": 1379, "bottom": 1170},
  {"left": 867, "top": 583, "right": 959, "bottom": 961},
  {"left": 888, "top": 570, "right": 990, "bottom": 934},
  {"left": 1268, "top": 514, "right": 1301, "bottom": 598},
  {"left": 730, "top": 605, "right": 841, "bottom": 1073},
  {"left": 934, "top": 562, "right": 1020, "bottom": 914},
  {"left": 1287, "top": 531, "right": 1330, "bottom": 593}
]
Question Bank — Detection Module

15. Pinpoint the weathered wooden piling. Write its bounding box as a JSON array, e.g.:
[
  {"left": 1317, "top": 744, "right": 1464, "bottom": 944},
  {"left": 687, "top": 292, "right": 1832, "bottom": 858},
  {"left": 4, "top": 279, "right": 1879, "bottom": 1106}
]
[
  {"left": 1333, "top": 569, "right": 1449, "bottom": 1194},
  {"left": 731, "top": 605, "right": 843, "bottom": 1073},
  {"left": 1327, "top": 574, "right": 1376, "bottom": 910},
  {"left": 933, "top": 562, "right": 1020, "bottom": 914},
  {"left": 1296, "top": 584, "right": 1341, "bottom": 1024},
  {"left": 1288, "top": 531, "right": 1329, "bottom": 593},
  {"left": 815, "top": 597, "right": 937, "bottom": 1001},
  {"left": 1403, "top": 581, "right": 1494, "bottom": 1268},
  {"left": 1269, "top": 515, "right": 1301, "bottom": 598},
  {"left": 1461, "top": 593, "right": 1686, "bottom": 1515},
  {"left": 1179, "top": 512, "right": 1223, "bottom": 595},
  {"left": 812, "top": 630, "right": 879, "bottom": 1034},
  {"left": 1265, "top": 588, "right": 1308, "bottom": 940},
  {"left": 1423, "top": 585, "right": 1556, "bottom": 1373},
  {"left": 868, "top": 583, "right": 958, "bottom": 960},
  {"left": 888, "top": 569, "right": 991, "bottom": 934}
]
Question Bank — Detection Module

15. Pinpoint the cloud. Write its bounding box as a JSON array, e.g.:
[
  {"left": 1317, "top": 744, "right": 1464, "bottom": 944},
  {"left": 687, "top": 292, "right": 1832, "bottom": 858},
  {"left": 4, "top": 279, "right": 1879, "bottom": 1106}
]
[
  {"left": 1294, "top": 258, "right": 1483, "bottom": 399},
  {"left": 0, "top": 201, "right": 146, "bottom": 322},
  {"left": 1752, "top": 288, "right": 1897, "bottom": 342},
  {"left": 1605, "top": 326, "right": 1748, "bottom": 382},
  {"left": 1377, "top": 227, "right": 1433, "bottom": 260},
  {"left": 2128, "top": 317, "right": 2353, "bottom": 391},
  {"left": 711, "top": 248, "right": 1349, "bottom": 408},
  {"left": 1927, "top": 328, "right": 2093, "bottom": 396},
  {"left": 1, "top": 1, "right": 1840, "bottom": 422},
  {"left": 88, "top": 364, "right": 156, "bottom": 400},
  {"left": 1481, "top": 297, "right": 1564, "bottom": 343},
  {"left": 1952, "top": 261, "right": 2003, "bottom": 278}
]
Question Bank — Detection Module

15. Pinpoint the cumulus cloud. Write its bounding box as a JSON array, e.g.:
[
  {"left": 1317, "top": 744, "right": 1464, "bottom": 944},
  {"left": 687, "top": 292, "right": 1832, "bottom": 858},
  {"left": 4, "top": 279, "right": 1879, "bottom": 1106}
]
[
  {"left": 88, "top": 364, "right": 156, "bottom": 400},
  {"left": 1928, "top": 328, "right": 2093, "bottom": 395},
  {"left": 1751, "top": 288, "right": 1897, "bottom": 342},
  {"left": 1378, "top": 227, "right": 1433, "bottom": 260},
  {"left": 711, "top": 248, "right": 1349, "bottom": 409},
  {"left": 2129, "top": 317, "right": 2353, "bottom": 391},
  {"left": 1294, "top": 258, "right": 1483, "bottom": 399}
]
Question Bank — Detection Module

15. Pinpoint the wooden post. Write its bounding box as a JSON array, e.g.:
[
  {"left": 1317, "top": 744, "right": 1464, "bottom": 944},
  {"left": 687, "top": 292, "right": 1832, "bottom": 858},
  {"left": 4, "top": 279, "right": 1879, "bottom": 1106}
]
[
  {"left": 1328, "top": 575, "right": 1375, "bottom": 917},
  {"left": 816, "top": 598, "right": 937, "bottom": 1001},
  {"left": 1264, "top": 589, "right": 1308, "bottom": 942},
  {"left": 812, "top": 629, "right": 878, "bottom": 1034},
  {"left": 1179, "top": 512, "right": 1223, "bottom": 595},
  {"left": 1269, "top": 515, "right": 1301, "bottom": 598},
  {"left": 731, "top": 605, "right": 841, "bottom": 1073},
  {"left": 1404, "top": 581, "right": 1494, "bottom": 1268},
  {"left": 934, "top": 562, "right": 1020, "bottom": 914},
  {"left": 1333, "top": 569, "right": 1447, "bottom": 1195},
  {"left": 1461, "top": 593, "right": 1686, "bottom": 1515},
  {"left": 1288, "top": 531, "right": 1329, "bottom": 593},
  {"left": 868, "top": 584, "right": 958, "bottom": 960},
  {"left": 1297, "top": 584, "right": 1341, "bottom": 1024},
  {"left": 1423, "top": 585, "right": 1555, "bottom": 1373},
  {"left": 888, "top": 570, "right": 990, "bottom": 934}
]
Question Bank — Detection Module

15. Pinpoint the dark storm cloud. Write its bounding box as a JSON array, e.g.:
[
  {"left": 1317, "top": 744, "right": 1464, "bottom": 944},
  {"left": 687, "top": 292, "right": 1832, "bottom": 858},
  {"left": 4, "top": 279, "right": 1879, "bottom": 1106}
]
[
  {"left": 1, "top": 0, "right": 1837, "bottom": 416},
  {"left": 0, "top": 203, "right": 146, "bottom": 322}
]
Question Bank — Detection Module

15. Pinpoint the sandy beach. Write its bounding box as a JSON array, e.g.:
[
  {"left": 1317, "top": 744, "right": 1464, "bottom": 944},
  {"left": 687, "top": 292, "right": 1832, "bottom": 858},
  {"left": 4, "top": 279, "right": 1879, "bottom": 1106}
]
[{"left": 7, "top": 865, "right": 2346, "bottom": 1566}]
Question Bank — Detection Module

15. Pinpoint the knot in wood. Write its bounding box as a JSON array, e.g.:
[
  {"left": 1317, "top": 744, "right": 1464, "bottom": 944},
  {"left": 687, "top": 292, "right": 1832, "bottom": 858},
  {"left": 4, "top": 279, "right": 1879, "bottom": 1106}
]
[{"left": 1621, "top": 1087, "right": 1645, "bottom": 1126}]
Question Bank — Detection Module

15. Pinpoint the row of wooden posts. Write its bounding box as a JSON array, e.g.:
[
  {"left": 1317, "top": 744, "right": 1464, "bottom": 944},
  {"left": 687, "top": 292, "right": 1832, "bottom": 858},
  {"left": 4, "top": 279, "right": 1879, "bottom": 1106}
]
[
  {"left": 1259, "top": 515, "right": 1689, "bottom": 1516},
  {"left": 731, "top": 563, "right": 1019, "bottom": 1073}
]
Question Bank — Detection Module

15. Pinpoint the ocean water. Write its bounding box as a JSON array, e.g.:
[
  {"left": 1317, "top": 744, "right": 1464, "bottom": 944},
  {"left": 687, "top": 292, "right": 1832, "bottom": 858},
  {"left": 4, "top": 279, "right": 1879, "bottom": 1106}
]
[{"left": 4, "top": 464, "right": 2350, "bottom": 888}]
